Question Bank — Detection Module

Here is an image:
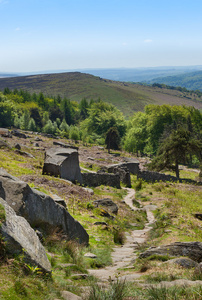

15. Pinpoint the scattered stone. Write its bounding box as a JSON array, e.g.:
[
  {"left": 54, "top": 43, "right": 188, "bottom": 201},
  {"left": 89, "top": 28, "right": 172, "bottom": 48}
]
[
  {"left": 0, "top": 128, "right": 12, "bottom": 138},
  {"left": 15, "top": 149, "right": 35, "bottom": 158},
  {"left": 194, "top": 213, "right": 202, "bottom": 221},
  {"left": 99, "top": 208, "right": 114, "bottom": 219},
  {"left": 139, "top": 242, "right": 202, "bottom": 262},
  {"left": 42, "top": 147, "right": 83, "bottom": 184},
  {"left": 0, "top": 169, "right": 89, "bottom": 245},
  {"left": 0, "top": 198, "right": 51, "bottom": 273},
  {"left": 14, "top": 143, "right": 21, "bottom": 150},
  {"left": 35, "top": 137, "right": 43, "bottom": 142},
  {"left": 84, "top": 252, "right": 97, "bottom": 259},
  {"left": 87, "top": 157, "right": 94, "bottom": 160},
  {"left": 53, "top": 141, "right": 78, "bottom": 150},
  {"left": 0, "top": 139, "right": 10, "bottom": 149},
  {"left": 93, "top": 198, "right": 118, "bottom": 215},
  {"left": 82, "top": 187, "right": 94, "bottom": 195},
  {"left": 166, "top": 257, "right": 199, "bottom": 269},
  {"left": 33, "top": 142, "right": 39, "bottom": 147},
  {"left": 11, "top": 130, "right": 27, "bottom": 139},
  {"left": 94, "top": 221, "right": 108, "bottom": 226},
  {"left": 61, "top": 291, "right": 82, "bottom": 300},
  {"left": 70, "top": 274, "right": 89, "bottom": 280}
]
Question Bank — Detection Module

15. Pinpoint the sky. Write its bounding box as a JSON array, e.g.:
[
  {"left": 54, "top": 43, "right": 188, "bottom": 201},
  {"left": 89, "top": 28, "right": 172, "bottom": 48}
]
[{"left": 1, "top": 0, "right": 202, "bottom": 73}]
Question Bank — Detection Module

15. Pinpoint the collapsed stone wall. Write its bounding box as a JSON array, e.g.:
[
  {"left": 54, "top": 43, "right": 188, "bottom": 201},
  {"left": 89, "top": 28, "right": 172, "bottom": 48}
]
[
  {"left": 106, "top": 166, "right": 131, "bottom": 187},
  {"left": 137, "top": 170, "right": 202, "bottom": 185},
  {"left": 108, "top": 161, "right": 140, "bottom": 175},
  {"left": 82, "top": 172, "right": 121, "bottom": 188}
]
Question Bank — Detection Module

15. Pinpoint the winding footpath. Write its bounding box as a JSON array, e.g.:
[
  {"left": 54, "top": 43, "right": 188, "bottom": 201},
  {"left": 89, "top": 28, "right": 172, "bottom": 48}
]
[{"left": 88, "top": 188, "right": 156, "bottom": 282}]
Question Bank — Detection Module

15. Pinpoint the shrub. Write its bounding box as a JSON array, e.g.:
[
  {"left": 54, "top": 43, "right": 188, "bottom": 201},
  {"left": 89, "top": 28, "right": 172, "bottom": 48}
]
[
  {"left": 86, "top": 278, "right": 127, "bottom": 300},
  {"left": 113, "top": 229, "right": 125, "bottom": 245}
]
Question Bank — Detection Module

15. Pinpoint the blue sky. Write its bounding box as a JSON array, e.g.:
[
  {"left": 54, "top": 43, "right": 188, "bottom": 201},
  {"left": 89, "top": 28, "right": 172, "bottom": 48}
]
[{"left": 1, "top": 0, "right": 202, "bottom": 72}]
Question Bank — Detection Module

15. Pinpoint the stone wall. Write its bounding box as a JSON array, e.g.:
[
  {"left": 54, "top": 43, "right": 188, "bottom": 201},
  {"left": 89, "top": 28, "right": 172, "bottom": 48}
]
[
  {"left": 106, "top": 166, "right": 131, "bottom": 187},
  {"left": 137, "top": 170, "right": 202, "bottom": 185},
  {"left": 82, "top": 172, "right": 121, "bottom": 188},
  {"left": 108, "top": 161, "right": 139, "bottom": 175}
]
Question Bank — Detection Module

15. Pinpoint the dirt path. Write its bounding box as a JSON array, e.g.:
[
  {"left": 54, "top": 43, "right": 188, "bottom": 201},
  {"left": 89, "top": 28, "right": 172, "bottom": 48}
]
[{"left": 88, "top": 188, "right": 156, "bottom": 282}]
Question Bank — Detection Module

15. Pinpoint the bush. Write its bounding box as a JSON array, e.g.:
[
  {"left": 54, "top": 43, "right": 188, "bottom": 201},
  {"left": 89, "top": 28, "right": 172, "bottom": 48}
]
[
  {"left": 113, "top": 229, "right": 125, "bottom": 245},
  {"left": 69, "top": 126, "right": 80, "bottom": 141}
]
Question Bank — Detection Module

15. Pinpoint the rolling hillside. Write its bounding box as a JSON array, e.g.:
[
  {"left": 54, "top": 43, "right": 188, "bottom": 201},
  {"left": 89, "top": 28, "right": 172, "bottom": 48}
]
[
  {"left": 0, "top": 72, "right": 201, "bottom": 116},
  {"left": 148, "top": 70, "right": 202, "bottom": 91}
]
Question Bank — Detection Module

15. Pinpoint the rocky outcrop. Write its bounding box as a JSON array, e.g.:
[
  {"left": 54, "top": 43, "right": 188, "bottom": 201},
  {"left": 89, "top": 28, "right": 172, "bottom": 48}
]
[
  {"left": 0, "top": 198, "right": 51, "bottom": 273},
  {"left": 0, "top": 139, "right": 11, "bottom": 149},
  {"left": 11, "top": 130, "right": 27, "bottom": 139},
  {"left": 108, "top": 159, "right": 140, "bottom": 175},
  {"left": 42, "top": 147, "right": 82, "bottom": 184},
  {"left": 93, "top": 198, "right": 118, "bottom": 215},
  {"left": 0, "top": 128, "right": 12, "bottom": 138},
  {"left": 139, "top": 242, "right": 202, "bottom": 262},
  {"left": 0, "top": 169, "right": 89, "bottom": 245},
  {"left": 166, "top": 258, "right": 198, "bottom": 269},
  {"left": 82, "top": 172, "right": 120, "bottom": 188},
  {"left": 107, "top": 165, "right": 131, "bottom": 187},
  {"left": 53, "top": 141, "right": 79, "bottom": 150}
]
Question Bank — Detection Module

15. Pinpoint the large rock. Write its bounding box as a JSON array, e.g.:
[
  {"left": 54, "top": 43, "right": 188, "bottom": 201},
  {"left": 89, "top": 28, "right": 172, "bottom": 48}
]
[
  {"left": 166, "top": 258, "right": 198, "bottom": 269},
  {"left": 0, "top": 128, "right": 12, "bottom": 138},
  {"left": 0, "top": 169, "right": 89, "bottom": 245},
  {"left": 93, "top": 198, "right": 118, "bottom": 215},
  {"left": 0, "top": 139, "right": 11, "bottom": 149},
  {"left": 42, "top": 147, "right": 82, "bottom": 184},
  {"left": 0, "top": 198, "right": 51, "bottom": 273},
  {"left": 139, "top": 242, "right": 202, "bottom": 262},
  {"left": 108, "top": 159, "right": 140, "bottom": 175},
  {"left": 11, "top": 130, "right": 27, "bottom": 139}
]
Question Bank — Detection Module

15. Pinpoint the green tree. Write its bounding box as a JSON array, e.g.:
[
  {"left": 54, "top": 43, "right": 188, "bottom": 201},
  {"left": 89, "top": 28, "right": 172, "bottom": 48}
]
[
  {"left": 105, "top": 127, "right": 120, "bottom": 153},
  {"left": 30, "top": 107, "right": 42, "bottom": 129},
  {"left": 149, "top": 126, "right": 202, "bottom": 178},
  {"left": 28, "top": 118, "right": 37, "bottom": 131},
  {"left": 20, "top": 110, "right": 30, "bottom": 130},
  {"left": 69, "top": 125, "right": 80, "bottom": 141},
  {"left": 81, "top": 100, "right": 126, "bottom": 138},
  {"left": 0, "top": 101, "right": 15, "bottom": 127},
  {"left": 60, "top": 98, "right": 74, "bottom": 125},
  {"left": 79, "top": 98, "right": 89, "bottom": 120}
]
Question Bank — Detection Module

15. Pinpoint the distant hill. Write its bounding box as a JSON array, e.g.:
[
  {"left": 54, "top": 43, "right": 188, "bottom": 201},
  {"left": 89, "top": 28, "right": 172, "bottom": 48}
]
[
  {"left": 148, "top": 71, "right": 202, "bottom": 91},
  {"left": 0, "top": 72, "right": 201, "bottom": 117},
  {"left": 79, "top": 66, "right": 202, "bottom": 82},
  {"left": 0, "top": 72, "right": 18, "bottom": 78}
]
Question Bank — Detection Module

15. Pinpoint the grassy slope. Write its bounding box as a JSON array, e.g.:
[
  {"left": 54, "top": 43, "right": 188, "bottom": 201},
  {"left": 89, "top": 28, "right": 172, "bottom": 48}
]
[
  {"left": 0, "top": 133, "right": 202, "bottom": 299},
  {"left": 0, "top": 72, "right": 202, "bottom": 117}
]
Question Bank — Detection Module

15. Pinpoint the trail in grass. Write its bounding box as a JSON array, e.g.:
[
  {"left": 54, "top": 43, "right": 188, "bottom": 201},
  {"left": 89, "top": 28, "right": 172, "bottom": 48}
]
[{"left": 88, "top": 188, "right": 155, "bottom": 282}]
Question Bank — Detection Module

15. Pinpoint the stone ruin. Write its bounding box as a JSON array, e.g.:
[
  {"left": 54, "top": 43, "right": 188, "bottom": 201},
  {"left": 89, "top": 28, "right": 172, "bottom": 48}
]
[{"left": 42, "top": 147, "right": 83, "bottom": 184}]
